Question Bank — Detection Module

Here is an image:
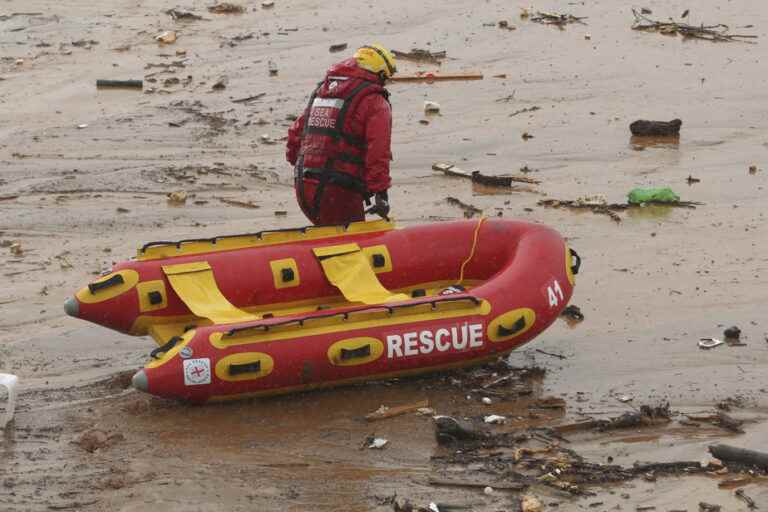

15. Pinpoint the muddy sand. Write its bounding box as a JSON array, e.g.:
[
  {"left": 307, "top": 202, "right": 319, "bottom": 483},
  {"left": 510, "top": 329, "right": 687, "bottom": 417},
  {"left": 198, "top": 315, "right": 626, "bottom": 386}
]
[{"left": 1, "top": 0, "right": 768, "bottom": 510}]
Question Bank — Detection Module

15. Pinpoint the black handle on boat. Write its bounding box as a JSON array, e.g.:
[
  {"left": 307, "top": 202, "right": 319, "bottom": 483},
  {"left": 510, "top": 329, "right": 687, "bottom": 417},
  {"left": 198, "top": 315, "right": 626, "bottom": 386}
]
[
  {"left": 497, "top": 316, "right": 526, "bottom": 337},
  {"left": 229, "top": 360, "right": 262, "bottom": 376},
  {"left": 340, "top": 344, "right": 371, "bottom": 361},
  {"left": 223, "top": 295, "right": 482, "bottom": 338},
  {"left": 150, "top": 336, "right": 182, "bottom": 359},
  {"left": 569, "top": 248, "right": 581, "bottom": 275},
  {"left": 88, "top": 273, "right": 125, "bottom": 294}
]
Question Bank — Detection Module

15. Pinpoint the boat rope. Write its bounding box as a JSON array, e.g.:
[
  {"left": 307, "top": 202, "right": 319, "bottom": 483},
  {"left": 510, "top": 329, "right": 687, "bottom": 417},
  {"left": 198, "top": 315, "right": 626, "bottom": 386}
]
[{"left": 458, "top": 217, "right": 486, "bottom": 284}]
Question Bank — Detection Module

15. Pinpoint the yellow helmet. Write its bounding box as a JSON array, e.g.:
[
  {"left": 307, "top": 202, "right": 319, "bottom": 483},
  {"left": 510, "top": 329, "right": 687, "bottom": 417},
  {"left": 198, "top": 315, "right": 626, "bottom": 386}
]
[{"left": 353, "top": 44, "right": 397, "bottom": 79}]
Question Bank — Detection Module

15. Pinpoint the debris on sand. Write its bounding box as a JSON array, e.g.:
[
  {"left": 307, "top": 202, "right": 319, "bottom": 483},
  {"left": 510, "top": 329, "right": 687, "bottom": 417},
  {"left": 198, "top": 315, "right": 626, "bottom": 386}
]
[
  {"left": 74, "top": 429, "right": 124, "bottom": 453},
  {"left": 539, "top": 193, "right": 701, "bottom": 223},
  {"left": 554, "top": 403, "right": 672, "bottom": 433},
  {"left": 166, "top": 8, "right": 203, "bottom": 21},
  {"left": 363, "top": 436, "right": 388, "bottom": 449},
  {"left": 709, "top": 444, "right": 768, "bottom": 470},
  {"left": 631, "top": 9, "right": 758, "bottom": 42},
  {"left": 208, "top": 3, "right": 244, "bottom": 14},
  {"left": 530, "top": 11, "right": 587, "bottom": 27},
  {"left": 749, "top": 165, "right": 760, "bottom": 175},
  {"left": 723, "top": 326, "right": 741, "bottom": 340},
  {"left": 211, "top": 77, "right": 228, "bottom": 90},
  {"left": 521, "top": 495, "right": 543, "bottom": 512},
  {"left": 627, "top": 187, "right": 680, "bottom": 205},
  {"left": 735, "top": 489, "right": 758, "bottom": 509},
  {"left": 155, "top": 31, "right": 177, "bottom": 44},
  {"left": 217, "top": 197, "right": 260, "bottom": 209},
  {"left": 630, "top": 119, "right": 682, "bottom": 136},
  {"left": 433, "top": 163, "right": 540, "bottom": 186},
  {"left": 96, "top": 79, "right": 143, "bottom": 89},
  {"left": 392, "top": 48, "right": 446, "bottom": 64},
  {"left": 560, "top": 304, "right": 584, "bottom": 323},
  {"left": 424, "top": 101, "right": 441, "bottom": 114},
  {"left": 365, "top": 399, "right": 429, "bottom": 422},
  {"left": 445, "top": 197, "right": 482, "bottom": 218},
  {"left": 498, "top": 20, "right": 516, "bottom": 31},
  {"left": 699, "top": 338, "right": 724, "bottom": 350},
  {"left": 9, "top": 242, "right": 23, "bottom": 256},
  {"left": 329, "top": 43, "right": 348, "bottom": 53},
  {"left": 167, "top": 191, "right": 188, "bottom": 205}
]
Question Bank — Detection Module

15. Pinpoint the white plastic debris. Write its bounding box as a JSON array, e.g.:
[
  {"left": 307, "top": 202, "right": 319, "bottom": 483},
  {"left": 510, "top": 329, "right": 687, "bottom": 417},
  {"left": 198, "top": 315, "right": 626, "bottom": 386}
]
[
  {"left": 0, "top": 373, "right": 18, "bottom": 429},
  {"left": 417, "top": 407, "right": 435, "bottom": 416},
  {"left": 428, "top": 503, "right": 440, "bottom": 512},
  {"left": 484, "top": 414, "right": 507, "bottom": 424},
  {"left": 699, "top": 338, "right": 724, "bottom": 350},
  {"left": 77, "top": 124, "right": 88, "bottom": 129},
  {"left": 424, "top": 101, "right": 441, "bottom": 114},
  {"left": 368, "top": 437, "right": 388, "bottom": 449},
  {"left": 484, "top": 486, "right": 494, "bottom": 495},
  {"left": 618, "top": 395, "right": 633, "bottom": 403},
  {"left": 481, "top": 397, "right": 492, "bottom": 405}
]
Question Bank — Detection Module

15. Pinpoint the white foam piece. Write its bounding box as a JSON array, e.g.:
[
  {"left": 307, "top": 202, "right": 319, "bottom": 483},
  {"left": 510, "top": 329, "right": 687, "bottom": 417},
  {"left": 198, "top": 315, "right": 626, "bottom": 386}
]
[{"left": 0, "top": 373, "right": 18, "bottom": 429}]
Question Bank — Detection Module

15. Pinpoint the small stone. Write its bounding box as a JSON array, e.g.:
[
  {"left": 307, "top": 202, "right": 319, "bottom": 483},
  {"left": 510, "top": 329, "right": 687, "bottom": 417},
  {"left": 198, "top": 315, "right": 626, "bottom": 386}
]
[
  {"left": 481, "top": 397, "right": 492, "bottom": 405},
  {"left": 723, "top": 326, "right": 741, "bottom": 340}
]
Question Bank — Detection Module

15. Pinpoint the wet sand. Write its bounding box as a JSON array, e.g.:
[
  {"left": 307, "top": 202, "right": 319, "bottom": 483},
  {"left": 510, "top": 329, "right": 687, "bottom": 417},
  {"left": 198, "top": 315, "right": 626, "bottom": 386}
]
[{"left": 1, "top": 0, "right": 768, "bottom": 510}]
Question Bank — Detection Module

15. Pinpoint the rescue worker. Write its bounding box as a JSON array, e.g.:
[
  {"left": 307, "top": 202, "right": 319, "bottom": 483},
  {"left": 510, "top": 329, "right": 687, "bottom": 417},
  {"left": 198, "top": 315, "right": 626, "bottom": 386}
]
[{"left": 286, "top": 44, "right": 397, "bottom": 225}]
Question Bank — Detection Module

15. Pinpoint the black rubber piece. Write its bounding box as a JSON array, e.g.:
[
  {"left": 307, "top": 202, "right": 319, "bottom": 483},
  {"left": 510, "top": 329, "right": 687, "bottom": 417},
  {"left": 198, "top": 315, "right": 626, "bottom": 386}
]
[
  {"left": 281, "top": 267, "right": 295, "bottom": 282},
  {"left": 411, "top": 289, "right": 426, "bottom": 297},
  {"left": 340, "top": 344, "right": 371, "bottom": 360},
  {"left": 88, "top": 274, "right": 125, "bottom": 294},
  {"left": 371, "top": 253, "right": 386, "bottom": 268},
  {"left": 497, "top": 316, "right": 526, "bottom": 337},
  {"left": 148, "top": 290, "right": 163, "bottom": 305},
  {"left": 229, "top": 361, "right": 262, "bottom": 376}
]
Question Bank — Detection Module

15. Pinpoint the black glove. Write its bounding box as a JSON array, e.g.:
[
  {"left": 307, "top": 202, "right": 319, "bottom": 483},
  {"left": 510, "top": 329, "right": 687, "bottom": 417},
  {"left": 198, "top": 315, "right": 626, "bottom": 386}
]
[{"left": 365, "top": 191, "right": 390, "bottom": 220}]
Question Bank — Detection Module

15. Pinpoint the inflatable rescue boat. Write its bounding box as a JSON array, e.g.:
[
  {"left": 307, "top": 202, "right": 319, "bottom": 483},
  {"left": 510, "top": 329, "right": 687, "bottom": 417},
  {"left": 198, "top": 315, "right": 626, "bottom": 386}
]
[{"left": 65, "top": 218, "right": 580, "bottom": 402}]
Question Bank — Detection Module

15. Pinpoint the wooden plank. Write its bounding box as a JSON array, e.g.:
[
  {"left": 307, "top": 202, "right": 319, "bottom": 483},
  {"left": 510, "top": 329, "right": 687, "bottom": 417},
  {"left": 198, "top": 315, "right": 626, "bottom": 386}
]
[{"left": 391, "top": 73, "right": 483, "bottom": 83}]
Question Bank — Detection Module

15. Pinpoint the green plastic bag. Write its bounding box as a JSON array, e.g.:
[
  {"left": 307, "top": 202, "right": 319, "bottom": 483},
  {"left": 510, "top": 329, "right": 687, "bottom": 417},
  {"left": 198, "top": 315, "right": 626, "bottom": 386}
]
[{"left": 627, "top": 187, "right": 680, "bottom": 205}]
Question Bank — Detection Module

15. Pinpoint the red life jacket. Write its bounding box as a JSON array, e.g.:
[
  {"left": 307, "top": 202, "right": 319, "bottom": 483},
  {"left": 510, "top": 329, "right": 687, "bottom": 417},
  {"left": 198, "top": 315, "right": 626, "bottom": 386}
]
[{"left": 295, "top": 76, "right": 388, "bottom": 195}]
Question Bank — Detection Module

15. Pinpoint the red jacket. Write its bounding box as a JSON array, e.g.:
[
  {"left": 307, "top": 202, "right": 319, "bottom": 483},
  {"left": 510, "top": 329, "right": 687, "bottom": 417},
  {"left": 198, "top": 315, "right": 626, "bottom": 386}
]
[{"left": 286, "top": 59, "right": 392, "bottom": 193}]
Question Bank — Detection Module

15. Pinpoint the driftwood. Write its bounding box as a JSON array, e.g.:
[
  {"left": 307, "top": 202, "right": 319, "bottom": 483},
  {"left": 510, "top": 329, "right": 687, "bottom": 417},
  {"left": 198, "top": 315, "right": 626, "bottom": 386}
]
[
  {"left": 554, "top": 404, "right": 671, "bottom": 433},
  {"left": 630, "top": 119, "right": 682, "bottom": 136},
  {"left": 709, "top": 444, "right": 768, "bottom": 470},
  {"left": 433, "top": 163, "right": 540, "bottom": 186},
  {"left": 631, "top": 9, "right": 757, "bottom": 43}
]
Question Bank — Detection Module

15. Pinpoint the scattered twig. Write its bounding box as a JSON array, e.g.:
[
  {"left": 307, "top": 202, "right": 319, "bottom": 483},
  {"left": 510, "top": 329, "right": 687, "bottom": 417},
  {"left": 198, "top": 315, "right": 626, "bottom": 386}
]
[
  {"left": 231, "top": 93, "right": 266, "bottom": 104},
  {"left": 535, "top": 349, "right": 567, "bottom": 360},
  {"left": 531, "top": 11, "right": 587, "bottom": 26},
  {"left": 631, "top": 9, "right": 757, "bottom": 43},
  {"left": 509, "top": 106, "right": 541, "bottom": 116},
  {"left": 735, "top": 489, "right": 757, "bottom": 509}
]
